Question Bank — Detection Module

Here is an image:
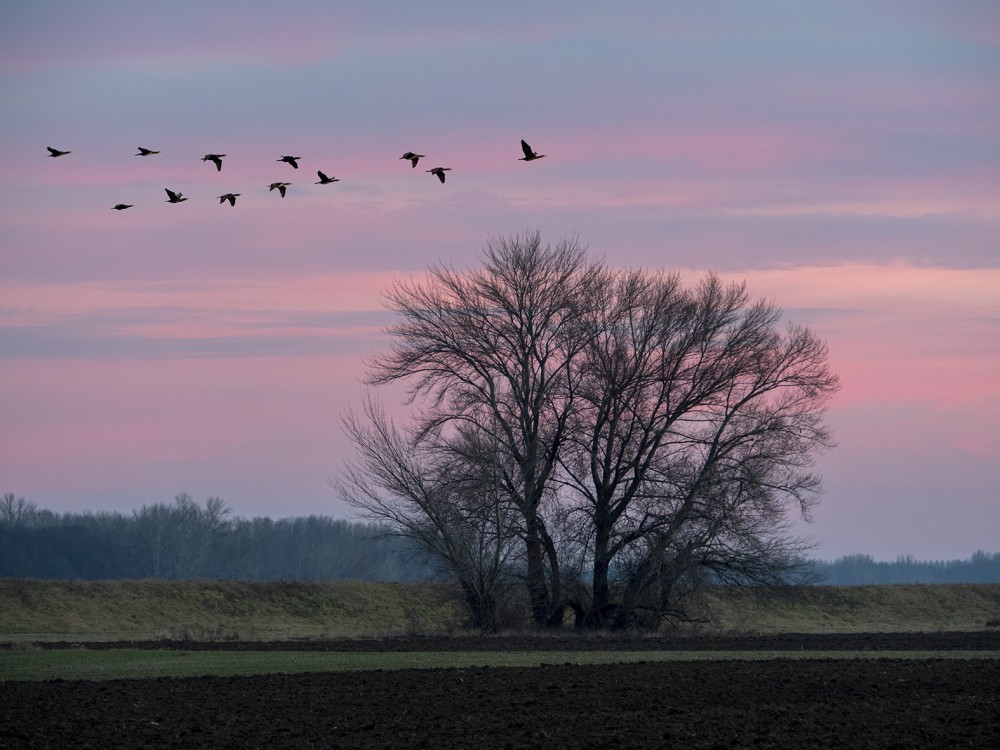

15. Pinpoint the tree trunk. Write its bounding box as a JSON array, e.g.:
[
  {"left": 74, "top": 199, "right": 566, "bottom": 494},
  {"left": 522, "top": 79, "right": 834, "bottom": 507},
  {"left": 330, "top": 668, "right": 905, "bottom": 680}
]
[
  {"left": 588, "top": 521, "right": 612, "bottom": 628},
  {"left": 540, "top": 523, "right": 564, "bottom": 628},
  {"left": 524, "top": 519, "right": 550, "bottom": 626}
]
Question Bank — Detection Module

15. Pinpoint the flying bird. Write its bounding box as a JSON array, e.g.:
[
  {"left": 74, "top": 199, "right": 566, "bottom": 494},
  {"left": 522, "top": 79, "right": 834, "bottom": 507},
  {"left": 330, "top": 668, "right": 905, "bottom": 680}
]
[
  {"left": 269, "top": 182, "right": 291, "bottom": 198},
  {"left": 135, "top": 147, "right": 160, "bottom": 156},
  {"left": 427, "top": 167, "right": 451, "bottom": 183},
  {"left": 315, "top": 170, "right": 339, "bottom": 185},
  {"left": 519, "top": 139, "right": 545, "bottom": 161},
  {"left": 218, "top": 193, "right": 240, "bottom": 206},
  {"left": 277, "top": 155, "right": 302, "bottom": 169},
  {"left": 46, "top": 147, "right": 71, "bottom": 157},
  {"left": 400, "top": 152, "right": 425, "bottom": 168},
  {"left": 164, "top": 188, "right": 187, "bottom": 203},
  {"left": 202, "top": 154, "right": 225, "bottom": 171},
  {"left": 112, "top": 204, "right": 133, "bottom": 210}
]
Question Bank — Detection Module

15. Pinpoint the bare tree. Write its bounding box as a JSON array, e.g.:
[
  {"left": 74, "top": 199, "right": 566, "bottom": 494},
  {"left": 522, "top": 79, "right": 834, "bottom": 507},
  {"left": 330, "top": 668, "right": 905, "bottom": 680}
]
[
  {"left": 348, "top": 233, "right": 838, "bottom": 630},
  {"left": 132, "top": 494, "right": 233, "bottom": 578},
  {"left": 561, "top": 272, "right": 839, "bottom": 628},
  {"left": 0, "top": 492, "right": 39, "bottom": 527},
  {"left": 364, "top": 231, "right": 604, "bottom": 626},
  {"left": 335, "top": 398, "right": 520, "bottom": 631}
]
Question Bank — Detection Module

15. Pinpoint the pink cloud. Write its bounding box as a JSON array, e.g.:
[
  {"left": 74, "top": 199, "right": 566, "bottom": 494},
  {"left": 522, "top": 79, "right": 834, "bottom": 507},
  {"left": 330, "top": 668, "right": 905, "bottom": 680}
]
[
  {"left": 2, "top": 271, "right": 398, "bottom": 330},
  {"left": 709, "top": 265, "right": 1000, "bottom": 416},
  {"left": 0, "top": 352, "right": 367, "bottom": 510},
  {"left": 3, "top": 261, "right": 997, "bottom": 550},
  {"left": 0, "top": 5, "right": 361, "bottom": 74}
]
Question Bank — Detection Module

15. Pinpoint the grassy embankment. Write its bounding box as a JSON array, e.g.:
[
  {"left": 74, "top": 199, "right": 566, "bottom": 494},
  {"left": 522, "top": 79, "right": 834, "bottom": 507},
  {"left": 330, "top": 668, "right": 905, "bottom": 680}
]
[
  {"left": 0, "top": 580, "right": 461, "bottom": 642},
  {"left": 2, "top": 579, "right": 999, "bottom": 643}
]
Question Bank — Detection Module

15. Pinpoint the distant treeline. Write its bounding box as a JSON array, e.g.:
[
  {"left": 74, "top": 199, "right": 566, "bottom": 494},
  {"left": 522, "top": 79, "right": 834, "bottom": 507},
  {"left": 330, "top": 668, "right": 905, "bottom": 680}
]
[
  {"left": 2, "top": 493, "right": 998, "bottom": 584},
  {"left": 0, "top": 493, "right": 435, "bottom": 582},
  {"left": 810, "top": 552, "right": 1000, "bottom": 585}
]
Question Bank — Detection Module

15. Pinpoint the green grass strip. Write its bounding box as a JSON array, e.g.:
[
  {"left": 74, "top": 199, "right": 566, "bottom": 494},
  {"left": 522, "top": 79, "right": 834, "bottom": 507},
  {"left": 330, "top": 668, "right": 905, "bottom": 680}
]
[{"left": 3, "top": 649, "right": 999, "bottom": 682}]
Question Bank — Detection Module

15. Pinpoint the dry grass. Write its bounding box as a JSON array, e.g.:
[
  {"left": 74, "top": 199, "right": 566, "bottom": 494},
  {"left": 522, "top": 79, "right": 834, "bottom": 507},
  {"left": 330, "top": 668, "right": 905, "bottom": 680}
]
[
  {"left": 1, "top": 579, "right": 998, "bottom": 643},
  {"left": 688, "top": 584, "right": 1000, "bottom": 634},
  {"left": 0, "top": 579, "right": 464, "bottom": 642}
]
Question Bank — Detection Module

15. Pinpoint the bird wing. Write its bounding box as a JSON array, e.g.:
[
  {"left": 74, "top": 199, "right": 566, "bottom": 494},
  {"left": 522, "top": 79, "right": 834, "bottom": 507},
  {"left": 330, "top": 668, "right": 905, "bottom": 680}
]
[
  {"left": 521, "top": 140, "right": 533, "bottom": 158},
  {"left": 165, "top": 189, "right": 178, "bottom": 200}
]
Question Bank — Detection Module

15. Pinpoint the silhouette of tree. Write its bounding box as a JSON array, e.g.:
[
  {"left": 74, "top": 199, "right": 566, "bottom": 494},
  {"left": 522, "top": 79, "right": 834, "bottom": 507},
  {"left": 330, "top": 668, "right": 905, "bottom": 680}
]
[
  {"left": 344, "top": 232, "right": 840, "bottom": 629},
  {"left": 363, "top": 231, "right": 604, "bottom": 626}
]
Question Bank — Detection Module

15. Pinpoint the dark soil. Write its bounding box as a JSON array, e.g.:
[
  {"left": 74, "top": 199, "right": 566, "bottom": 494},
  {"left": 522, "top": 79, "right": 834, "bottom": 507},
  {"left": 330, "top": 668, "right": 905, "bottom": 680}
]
[
  {"left": 3, "top": 634, "right": 999, "bottom": 749},
  {"left": 21, "top": 629, "right": 1000, "bottom": 652}
]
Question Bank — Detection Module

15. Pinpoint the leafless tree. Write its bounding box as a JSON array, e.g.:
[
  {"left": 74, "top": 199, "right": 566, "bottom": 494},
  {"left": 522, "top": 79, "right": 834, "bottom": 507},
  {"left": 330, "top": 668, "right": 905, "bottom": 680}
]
[
  {"left": 0, "top": 492, "right": 39, "bottom": 527},
  {"left": 132, "top": 494, "right": 233, "bottom": 578},
  {"left": 561, "top": 272, "right": 839, "bottom": 627},
  {"left": 335, "top": 397, "right": 520, "bottom": 631},
  {"left": 363, "top": 231, "right": 604, "bottom": 626},
  {"left": 346, "top": 233, "right": 838, "bottom": 630}
]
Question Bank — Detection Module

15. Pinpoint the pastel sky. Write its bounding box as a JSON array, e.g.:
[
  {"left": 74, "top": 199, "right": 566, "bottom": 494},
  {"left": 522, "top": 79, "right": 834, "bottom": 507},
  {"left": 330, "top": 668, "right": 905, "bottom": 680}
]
[{"left": 1, "top": 1, "right": 997, "bottom": 561}]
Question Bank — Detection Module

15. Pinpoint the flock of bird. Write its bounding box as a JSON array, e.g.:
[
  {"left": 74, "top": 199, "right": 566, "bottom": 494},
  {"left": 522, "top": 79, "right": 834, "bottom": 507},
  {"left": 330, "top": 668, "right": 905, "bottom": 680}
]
[{"left": 45, "top": 139, "right": 546, "bottom": 210}]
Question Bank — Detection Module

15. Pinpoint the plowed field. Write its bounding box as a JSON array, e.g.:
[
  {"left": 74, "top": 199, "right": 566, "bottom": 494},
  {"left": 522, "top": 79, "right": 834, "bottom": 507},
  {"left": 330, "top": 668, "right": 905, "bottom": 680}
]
[{"left": 3, "top": 633, "right": 998, "bottom": 749}]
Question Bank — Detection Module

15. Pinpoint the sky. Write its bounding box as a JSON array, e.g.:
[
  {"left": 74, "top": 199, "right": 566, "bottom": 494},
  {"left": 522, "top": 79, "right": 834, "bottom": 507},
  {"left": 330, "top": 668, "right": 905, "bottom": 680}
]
[{"left": 1, "top": 1, "right": 997, "bottom": 561}]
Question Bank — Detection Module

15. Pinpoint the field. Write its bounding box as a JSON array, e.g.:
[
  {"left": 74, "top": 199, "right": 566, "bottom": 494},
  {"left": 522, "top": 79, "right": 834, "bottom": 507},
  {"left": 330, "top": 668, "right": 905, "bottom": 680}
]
[{"left": 2, "top": 581, "right": 1000, "bottom": 748}]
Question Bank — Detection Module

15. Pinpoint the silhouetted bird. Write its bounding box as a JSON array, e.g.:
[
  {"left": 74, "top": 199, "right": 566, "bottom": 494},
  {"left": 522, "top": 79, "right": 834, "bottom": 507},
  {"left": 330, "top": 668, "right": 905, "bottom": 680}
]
[
  {"left": 400, "top": 152, "right": 425, "bottom": 168},
  {"left": 269, "top": 182, "right": 291, "bottom": 198},
  {"left": 277, "top": 156, "right": 302, "bottom": 169},
  {"left": 135, "top": 147, "right": 160, "bottom": 156},
  {"left": 519, "top": 139, "right": 545, "bottom": 161},
  {"left": 218, "top": 193, "right": 240, "bottom": 206},
  {"left": 112, "top": 204, "right": 133, "bottom": 210},
  {"left": 315, "top": 170, "right": 339, "bottom": 185},
  {"left": 202, "top": 154, "right": 225, "bottom": 171},
  {"left": 427, "top": 167, "right": 451, "bottom": 183},
  {"left": 164, "top": 188, "right": 187, "bottom": 203},
  {"left": 46, "top": 147, "right": 71, "bottom": 157}
]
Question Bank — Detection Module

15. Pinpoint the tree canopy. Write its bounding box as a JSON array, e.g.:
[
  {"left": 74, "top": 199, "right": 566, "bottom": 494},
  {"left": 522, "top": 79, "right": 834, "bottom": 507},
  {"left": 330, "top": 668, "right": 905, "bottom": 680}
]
[{"left": 336, "top": 232, "right": 840, "bottom": 630}]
